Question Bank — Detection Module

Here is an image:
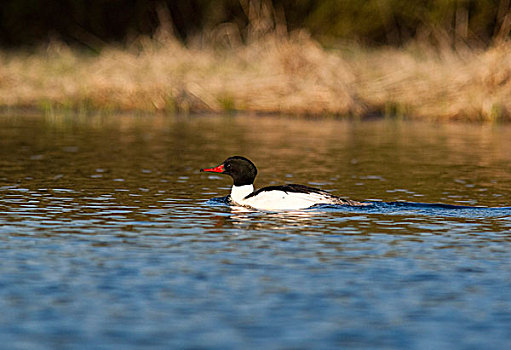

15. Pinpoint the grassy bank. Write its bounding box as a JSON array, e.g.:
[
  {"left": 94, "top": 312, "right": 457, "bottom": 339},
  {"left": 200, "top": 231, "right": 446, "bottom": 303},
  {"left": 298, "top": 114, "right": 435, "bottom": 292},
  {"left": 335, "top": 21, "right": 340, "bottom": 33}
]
[{"left": 1, "top": 33, "right": 510, "bottom": 121}]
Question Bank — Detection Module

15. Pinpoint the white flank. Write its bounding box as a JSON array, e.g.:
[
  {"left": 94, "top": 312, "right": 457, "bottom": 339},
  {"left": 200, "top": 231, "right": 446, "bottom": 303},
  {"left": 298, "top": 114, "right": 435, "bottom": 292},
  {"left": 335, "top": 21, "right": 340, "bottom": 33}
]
[{"left": 230, "top": 186, "right": 337, "bottom": 210}]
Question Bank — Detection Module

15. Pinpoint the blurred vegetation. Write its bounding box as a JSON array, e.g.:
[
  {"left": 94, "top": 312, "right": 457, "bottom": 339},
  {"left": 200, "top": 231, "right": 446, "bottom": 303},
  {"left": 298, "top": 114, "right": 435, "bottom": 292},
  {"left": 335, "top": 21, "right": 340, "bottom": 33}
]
[
  {"left": 1, "top": 1, "right": 511, "bottom": 121},
  {"left": 1, "top": 0, "right": 510, "bottom": 49}
]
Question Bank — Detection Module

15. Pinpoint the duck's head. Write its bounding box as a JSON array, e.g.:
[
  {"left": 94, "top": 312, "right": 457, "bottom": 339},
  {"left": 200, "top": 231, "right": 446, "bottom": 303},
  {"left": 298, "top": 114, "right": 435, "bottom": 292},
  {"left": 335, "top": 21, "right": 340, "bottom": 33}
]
[{"left": 200, "top": 156, "right": 257, "bottom": 186}]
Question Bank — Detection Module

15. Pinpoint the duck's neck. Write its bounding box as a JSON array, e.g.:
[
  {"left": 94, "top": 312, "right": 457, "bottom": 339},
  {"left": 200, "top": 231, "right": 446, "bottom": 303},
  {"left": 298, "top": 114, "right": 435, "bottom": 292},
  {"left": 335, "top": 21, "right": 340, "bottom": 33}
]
[{"left": 230, "top": 184, "right": 254, "bottom": 203}]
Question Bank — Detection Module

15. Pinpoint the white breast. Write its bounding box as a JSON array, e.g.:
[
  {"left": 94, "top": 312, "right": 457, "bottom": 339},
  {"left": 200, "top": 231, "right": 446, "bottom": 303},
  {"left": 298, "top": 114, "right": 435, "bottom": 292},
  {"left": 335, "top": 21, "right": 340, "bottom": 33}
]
[{"left": 230, "top": 185, "right": 254, "bottom": 203}]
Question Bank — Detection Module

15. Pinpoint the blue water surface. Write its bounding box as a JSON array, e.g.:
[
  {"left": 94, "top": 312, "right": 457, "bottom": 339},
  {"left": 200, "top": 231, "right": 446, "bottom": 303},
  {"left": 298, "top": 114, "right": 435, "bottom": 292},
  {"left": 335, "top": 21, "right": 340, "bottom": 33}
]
[{"left": 1, "top": 114, "right": 511, "bottom": 349}]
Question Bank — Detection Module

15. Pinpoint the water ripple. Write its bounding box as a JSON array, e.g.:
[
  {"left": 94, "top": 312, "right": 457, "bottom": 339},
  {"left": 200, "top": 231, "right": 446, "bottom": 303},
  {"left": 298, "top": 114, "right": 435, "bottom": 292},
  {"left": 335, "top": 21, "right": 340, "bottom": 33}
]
[{"left": 0, "top": 115, "right": 510, "bottom": 349}]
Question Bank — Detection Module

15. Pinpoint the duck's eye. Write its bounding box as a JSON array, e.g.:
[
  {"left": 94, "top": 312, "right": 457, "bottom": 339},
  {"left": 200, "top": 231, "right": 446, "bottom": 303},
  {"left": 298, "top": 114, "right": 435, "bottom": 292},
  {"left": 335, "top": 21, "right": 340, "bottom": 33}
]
[{"left": 225, "top": 163, "right": 231, "bottom": 169}]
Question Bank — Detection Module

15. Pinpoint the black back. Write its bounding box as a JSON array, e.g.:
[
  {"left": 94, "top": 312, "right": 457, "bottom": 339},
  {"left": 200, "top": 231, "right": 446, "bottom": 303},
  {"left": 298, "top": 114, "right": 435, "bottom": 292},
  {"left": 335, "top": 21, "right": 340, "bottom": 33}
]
[{"left": 245, "top": 184, "right": 332, "bottom": 199}]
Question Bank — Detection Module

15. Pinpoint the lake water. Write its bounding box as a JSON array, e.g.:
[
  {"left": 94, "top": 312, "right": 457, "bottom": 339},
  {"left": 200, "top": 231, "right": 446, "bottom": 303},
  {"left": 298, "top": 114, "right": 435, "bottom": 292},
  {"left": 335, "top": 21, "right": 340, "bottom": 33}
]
[{"left": 1, "top": 113, "right": 510, "bottom": 349}]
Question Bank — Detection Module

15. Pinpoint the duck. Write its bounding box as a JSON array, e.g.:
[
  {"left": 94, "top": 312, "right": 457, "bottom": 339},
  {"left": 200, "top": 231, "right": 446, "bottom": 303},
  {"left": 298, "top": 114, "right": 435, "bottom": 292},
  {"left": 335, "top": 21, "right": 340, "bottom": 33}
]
[{"left": 200, "top": 156, "right": 366, "bottom": 210}]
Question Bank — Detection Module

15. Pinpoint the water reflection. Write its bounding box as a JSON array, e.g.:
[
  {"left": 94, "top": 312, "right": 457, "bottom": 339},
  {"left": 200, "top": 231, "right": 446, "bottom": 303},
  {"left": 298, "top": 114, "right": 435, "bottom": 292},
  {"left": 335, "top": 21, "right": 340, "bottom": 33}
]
[{"left": 213, "top": 205, "right": 330, "bottom": 234}]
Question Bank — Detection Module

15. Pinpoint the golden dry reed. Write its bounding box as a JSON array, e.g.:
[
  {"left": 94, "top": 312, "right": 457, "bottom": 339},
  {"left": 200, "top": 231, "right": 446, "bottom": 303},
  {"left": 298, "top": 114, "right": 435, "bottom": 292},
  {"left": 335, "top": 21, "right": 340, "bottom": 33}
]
[{"left": 1, "top": 32, "right": 510, "bottom": 121}]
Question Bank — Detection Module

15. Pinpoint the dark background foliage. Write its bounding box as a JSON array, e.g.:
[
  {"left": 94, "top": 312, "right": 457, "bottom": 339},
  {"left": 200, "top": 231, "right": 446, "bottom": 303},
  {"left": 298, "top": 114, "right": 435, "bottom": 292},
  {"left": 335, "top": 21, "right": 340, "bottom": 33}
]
[{"left": 0, "top": 0, "right": 510, "bottom": 48}]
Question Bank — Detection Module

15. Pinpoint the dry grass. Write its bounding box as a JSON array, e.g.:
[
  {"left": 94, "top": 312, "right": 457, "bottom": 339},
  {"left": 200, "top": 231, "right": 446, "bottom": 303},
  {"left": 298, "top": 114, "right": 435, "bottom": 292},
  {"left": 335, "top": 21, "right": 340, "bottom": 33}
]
[{"left": 1, "top": 32, "right": 510, "bottom": 121}]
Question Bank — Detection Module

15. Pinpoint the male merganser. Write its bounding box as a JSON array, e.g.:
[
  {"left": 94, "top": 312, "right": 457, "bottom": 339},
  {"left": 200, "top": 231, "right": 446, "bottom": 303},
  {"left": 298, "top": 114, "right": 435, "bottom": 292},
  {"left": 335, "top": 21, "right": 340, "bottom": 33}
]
[{"left": 200, "top": 156, "right": 366, "bottom": 210}]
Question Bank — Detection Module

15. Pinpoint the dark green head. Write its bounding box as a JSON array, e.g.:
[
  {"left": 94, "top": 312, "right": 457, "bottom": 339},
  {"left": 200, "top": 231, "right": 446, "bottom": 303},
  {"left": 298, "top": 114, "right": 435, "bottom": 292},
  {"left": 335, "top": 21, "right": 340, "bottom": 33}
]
[{"left": 200, "top": 156, "right": 257, "bottom": 186}]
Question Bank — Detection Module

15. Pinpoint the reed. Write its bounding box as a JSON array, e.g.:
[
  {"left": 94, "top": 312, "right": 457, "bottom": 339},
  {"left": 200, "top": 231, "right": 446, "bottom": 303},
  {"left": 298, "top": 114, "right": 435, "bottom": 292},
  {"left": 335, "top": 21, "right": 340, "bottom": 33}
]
[{"left": 1, "top": 32, "right": 510, "bottom": 121}]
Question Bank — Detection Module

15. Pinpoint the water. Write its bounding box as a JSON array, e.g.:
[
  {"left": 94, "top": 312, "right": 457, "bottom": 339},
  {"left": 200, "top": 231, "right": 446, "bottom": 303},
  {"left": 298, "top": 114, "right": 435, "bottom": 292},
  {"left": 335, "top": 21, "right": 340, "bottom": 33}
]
[{"left": 0, "top": 113, "right": 510, "bottom": 349}]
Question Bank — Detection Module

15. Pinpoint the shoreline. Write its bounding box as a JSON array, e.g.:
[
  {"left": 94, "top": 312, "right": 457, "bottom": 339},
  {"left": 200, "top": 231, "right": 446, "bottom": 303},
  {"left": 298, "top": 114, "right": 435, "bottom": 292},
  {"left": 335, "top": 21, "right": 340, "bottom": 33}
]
[{"left": 1, "top": 35, "right": 510, "bottom": 122}]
